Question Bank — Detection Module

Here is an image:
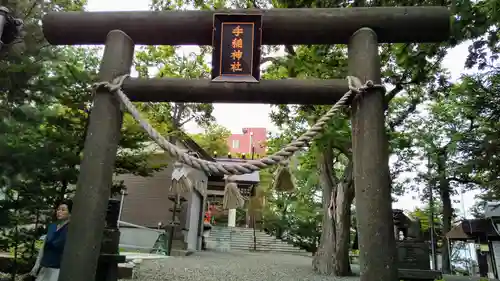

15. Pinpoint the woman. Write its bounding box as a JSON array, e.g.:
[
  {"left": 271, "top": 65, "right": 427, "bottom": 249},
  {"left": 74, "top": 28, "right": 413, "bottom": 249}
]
[{"left": 30, "top": 200, "right": 72, "bottom": 281}]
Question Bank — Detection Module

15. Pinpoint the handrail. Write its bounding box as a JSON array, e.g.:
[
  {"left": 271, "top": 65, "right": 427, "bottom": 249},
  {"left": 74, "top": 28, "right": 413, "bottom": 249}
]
[{"left": 118, "top": 220, "right": 164, "bottom": 234}]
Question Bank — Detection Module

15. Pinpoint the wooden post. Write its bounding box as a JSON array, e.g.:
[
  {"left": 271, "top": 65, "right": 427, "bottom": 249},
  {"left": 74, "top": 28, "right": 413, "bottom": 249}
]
[
  {"left": 58, "top": 30, "right": 134, "bottom": 281},
  {"left": 348, "top": 28, "right": 398, "bottom": 281}
]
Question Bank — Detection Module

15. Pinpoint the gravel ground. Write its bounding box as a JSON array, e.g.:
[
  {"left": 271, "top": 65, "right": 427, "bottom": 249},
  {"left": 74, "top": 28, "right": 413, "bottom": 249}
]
[
  {"left": 133, "top": 251, "right": 358, "bottom": 281},
  {"left": 131, "top": 250, "right": 497, "bottom": 281}
]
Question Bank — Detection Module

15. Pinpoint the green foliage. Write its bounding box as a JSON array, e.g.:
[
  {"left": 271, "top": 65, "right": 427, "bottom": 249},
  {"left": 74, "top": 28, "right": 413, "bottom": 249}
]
[
  {"left": 190, "top": 124, "right": 231, "bottom": 156},
  {"left": 0, "top": 0, "right": 88, "bottom": 276},
  {"left": 0, "top": 1, "right": 187, "bottom": 277},
  {"left": 134, "top": 44, "right": 214, "bottom": 135},
  {"left": 409, "top": 206, "right": 443, "bottom": 233},
  {"left": 453, "top": 70, "right": 500, "bottom": 217},
  {"left": 261, "top": 132, "right": 322, "bottom": 253}
]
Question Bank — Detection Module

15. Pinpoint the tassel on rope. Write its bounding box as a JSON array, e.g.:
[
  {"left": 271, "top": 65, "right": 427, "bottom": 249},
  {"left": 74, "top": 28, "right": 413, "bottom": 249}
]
[
  {"left": 223, "top": 176, "right": 245, "bottom": 210},
  {"left": 272, "top": 163, "right": 296, "bottom": 192},
  {"left": 248, "top": 185, "right": 264, "bottom": 214},
  {"left": 170, "top": 162, "right": 193, "bottom": 196}
]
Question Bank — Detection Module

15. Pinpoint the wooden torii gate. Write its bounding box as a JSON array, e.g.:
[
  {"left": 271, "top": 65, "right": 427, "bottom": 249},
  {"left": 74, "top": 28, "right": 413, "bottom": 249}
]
[{"left": 42, "top": 7, "right": 450, "bottom": 281}]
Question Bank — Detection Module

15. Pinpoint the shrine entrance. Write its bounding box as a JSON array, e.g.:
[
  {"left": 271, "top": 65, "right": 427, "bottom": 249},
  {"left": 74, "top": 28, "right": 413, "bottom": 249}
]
[{"left": 41, "top": 7, "right": 450, "bottom": 281}]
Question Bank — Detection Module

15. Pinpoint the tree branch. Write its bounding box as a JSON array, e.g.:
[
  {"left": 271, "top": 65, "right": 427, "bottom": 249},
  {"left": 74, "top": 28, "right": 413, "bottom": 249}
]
[
  {"left": 388, "top": 97, "right": 420, "bottom": 132},
  {"left": 285, "top": 45, "right": 296, "bottom": 57},
  {"left": 384, "top": 83, "right": 404, "bottom": 110},
  {"left": 332, "top": 142, "right": 352, "bottom": 158},
  {"left": 178, "top": 115, "right": 195, "bottom": 127},
  {"left": 260, "top": 56, "right": 279, "bottom": 64},
  {"left": 252, "top": 0, "right": 296, "bottom": 67},
  {"left": 448, "top": 176, "right": 483, "bottom": 186}
]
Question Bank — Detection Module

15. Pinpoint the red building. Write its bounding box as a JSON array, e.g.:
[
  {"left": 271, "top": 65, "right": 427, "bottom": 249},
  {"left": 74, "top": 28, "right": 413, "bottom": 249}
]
[{"left": 227, "top": 128, "right": 267, "bottom": 157}]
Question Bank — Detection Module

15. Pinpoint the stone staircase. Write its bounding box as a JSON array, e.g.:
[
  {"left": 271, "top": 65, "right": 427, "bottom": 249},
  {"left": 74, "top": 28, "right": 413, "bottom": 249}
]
[{"left": 206, "top": 226, "right": 308, "bottom": 255}]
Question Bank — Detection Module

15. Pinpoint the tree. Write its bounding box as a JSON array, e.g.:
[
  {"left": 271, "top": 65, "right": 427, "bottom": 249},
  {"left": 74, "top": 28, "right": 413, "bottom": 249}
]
[
  {"left": 262, "top": 132, "right": 323, "bottom": 254},
  {"left": 439, "top": 70, "right": 500, "bottom": 223},
  {"left": 258, "top": 0, "right": 473, "bottom": 272},
  {"left": 134, "top": 47, "right": 215, "bottom": 141},
  {"left": 0, "top": 0, "right": 90, "bottom": 276},
  {"left": 0, "top": 2, "right": 171, "bottom": 277},
  {"left": 190, "top": 124, "right": 231, "bottom": 156},
  {"left": 409, "top": 205, "right": 443, "bottom": 235},
  {"left": 134, "top": 1, "right": 218, "bottom": 140}
]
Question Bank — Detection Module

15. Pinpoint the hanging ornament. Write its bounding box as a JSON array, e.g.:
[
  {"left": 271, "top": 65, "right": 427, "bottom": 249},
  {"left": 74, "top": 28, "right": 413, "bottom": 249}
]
[
  {"left": 272, "top": 163, "right": 296, "bottom": 192},
  {"left": 248, "top": 185, "right": 264, "bottom": 214},
  {"left": 170, "top": 162, "right": 192, "bottom": 196},
  {"left": 223, "top": 176, "right": 245, "bottom": 210}
]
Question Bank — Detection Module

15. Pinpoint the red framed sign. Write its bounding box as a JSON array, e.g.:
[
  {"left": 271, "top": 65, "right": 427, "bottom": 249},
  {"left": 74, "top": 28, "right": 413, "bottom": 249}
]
[{"left": 211, "top": 14, "right": 262, "bottom": 83}]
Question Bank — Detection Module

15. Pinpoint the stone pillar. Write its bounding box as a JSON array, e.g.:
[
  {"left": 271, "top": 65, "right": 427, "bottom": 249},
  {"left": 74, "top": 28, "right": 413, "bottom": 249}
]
[
  {"left": 58, "top": 30, "right": 134, "bottom": 281},
  {"left": 348, "top": 27, "right": 398, "bottom": 281},
  {"left": 228, "top": 209, "right": 236, "bottom": 227}
]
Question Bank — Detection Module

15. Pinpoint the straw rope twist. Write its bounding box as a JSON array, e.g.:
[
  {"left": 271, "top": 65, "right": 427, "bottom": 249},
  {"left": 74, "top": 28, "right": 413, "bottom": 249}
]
[{"left": 93, "top": 75, "right": 385, "bottom": 176}]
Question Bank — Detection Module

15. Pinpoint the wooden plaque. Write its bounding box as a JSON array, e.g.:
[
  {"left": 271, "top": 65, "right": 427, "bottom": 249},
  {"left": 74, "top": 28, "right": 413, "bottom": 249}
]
[{"left": 211, "top": 14, "right": 262, "bottom": 83}]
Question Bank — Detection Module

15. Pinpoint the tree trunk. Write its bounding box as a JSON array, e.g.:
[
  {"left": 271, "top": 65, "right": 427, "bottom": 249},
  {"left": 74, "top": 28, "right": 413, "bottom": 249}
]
[
  {"left": 312, "top": 147, "right": 336, "bottom": 275},
  {"left": 334, "top": 161, "right": 354, "bottom": 276},
  {"left": 437, "top": 149, "right": 453, "bottom": 274},
  {"left": 440, "top": 184, "right": 453, "bottom": 273},
  {"left": 312, "top": 146, "right": 354, "bottom": 276}
]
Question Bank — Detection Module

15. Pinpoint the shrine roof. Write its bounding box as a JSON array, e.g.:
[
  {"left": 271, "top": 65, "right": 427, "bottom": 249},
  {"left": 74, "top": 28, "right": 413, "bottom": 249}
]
[
  {"left": 214, "top": 158, "right": 260, "bottom": 184},
  {"left": 446, "top": 219, "right": 500, "bottom": 241}
]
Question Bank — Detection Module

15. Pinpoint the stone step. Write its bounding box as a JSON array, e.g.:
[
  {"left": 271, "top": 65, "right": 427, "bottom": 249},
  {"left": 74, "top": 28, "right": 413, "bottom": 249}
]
[
  {"left": 209, "top": 239, "right": 283, "bottom": 245},
  {"left": 210, "top": 238, "right": 293, "bottom": 246},
  {"left": 208, "top": 227, "right": 306, "bottom": 253},
  {"left": 222, "top": 236, "right": 285, "bottom": 242},
  {"left": 209, "top": 238, "right": 298, "bottom": 245},
  {"left": 207, "top": 237, "right": 290, "bottom": 244},
  {"left": 231, "top": 246, "right": 305, "bottom": 252},
  {"left": 230, "top": 245, "right": 307, "bottom": 254},
  {"left": 229, "top": 235, "right": 287, "bottom": 240},
  {"left": 206, "top": 240, "right": 305, "bottom": 252},
  {"left": 231, "top": 235, "right": 282, "bottom": 240},
  {"left": 210, "top": 240, "right": 293, "bottom": 245},
  {"left": 228, "top": 241, "right": 300, "bottom": 247},
  {"left": 230, "top": 241, "right": 294, "bottom": 247},
  {"left": 398, "top": 269, "right": 442, "bottom": 280},
  {"left": 207, "top": 242, "right": 302, "bottom": 250}
]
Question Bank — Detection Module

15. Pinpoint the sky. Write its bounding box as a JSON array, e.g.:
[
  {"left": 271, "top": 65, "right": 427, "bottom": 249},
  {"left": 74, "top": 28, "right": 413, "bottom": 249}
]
[{"left": 86, "top": 0, "right": 479, "bottom": 217}]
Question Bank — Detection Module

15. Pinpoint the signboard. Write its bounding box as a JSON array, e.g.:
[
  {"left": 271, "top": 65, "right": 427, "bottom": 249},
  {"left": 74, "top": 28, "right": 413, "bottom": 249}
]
[{"left": 211, "top": 14, "right": 262, "bottom": 83}]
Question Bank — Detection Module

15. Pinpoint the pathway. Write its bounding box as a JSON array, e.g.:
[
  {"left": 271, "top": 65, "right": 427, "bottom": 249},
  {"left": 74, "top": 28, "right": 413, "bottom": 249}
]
[{"left": 130, "top": 250, "right": 497, "bottom": 281}]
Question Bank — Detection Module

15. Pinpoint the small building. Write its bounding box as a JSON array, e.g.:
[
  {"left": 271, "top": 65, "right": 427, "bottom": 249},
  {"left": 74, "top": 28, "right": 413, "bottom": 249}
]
[
  {"left": 116, "top": 135, "right": 213, "bottom": 254},
  {"left": 206, "top": 158, "right": 260, "bottom": 227},
  {"left": 228, "top": 127, "right": 267, "bottom": 157},
  {"left": 115, "top": 134, "right": 262, "bottom": 255},
  {"left": 446, "top": 218, "right": 500, "bottom": 278}
]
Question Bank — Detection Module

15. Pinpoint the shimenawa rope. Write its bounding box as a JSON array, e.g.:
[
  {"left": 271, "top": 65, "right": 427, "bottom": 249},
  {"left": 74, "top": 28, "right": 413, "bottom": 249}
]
[{"left": 94, "top": 75, "right": 385, "bottom": 176}]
